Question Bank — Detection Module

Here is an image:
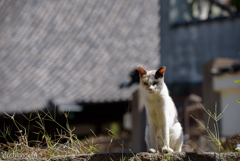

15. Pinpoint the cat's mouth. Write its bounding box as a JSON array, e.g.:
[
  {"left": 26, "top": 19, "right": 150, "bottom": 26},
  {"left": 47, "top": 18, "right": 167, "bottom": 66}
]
[{"left": 148, "top": 90, "right": 155, "bottom": 94}]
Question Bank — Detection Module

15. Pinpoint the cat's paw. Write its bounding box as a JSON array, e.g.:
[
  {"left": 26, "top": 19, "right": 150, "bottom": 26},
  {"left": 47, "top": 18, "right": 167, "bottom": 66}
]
[
  {"left": 148, "top": 148, "right": 158, "bottom": 153},
  {"left": 162, "top": 147, "right": 173, "bottom": 154}
]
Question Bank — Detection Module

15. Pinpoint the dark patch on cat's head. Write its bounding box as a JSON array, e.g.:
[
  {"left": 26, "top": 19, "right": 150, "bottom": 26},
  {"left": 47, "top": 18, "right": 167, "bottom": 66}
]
[{"left": 155, "top": 66, "right": 166, "bottom": 79}]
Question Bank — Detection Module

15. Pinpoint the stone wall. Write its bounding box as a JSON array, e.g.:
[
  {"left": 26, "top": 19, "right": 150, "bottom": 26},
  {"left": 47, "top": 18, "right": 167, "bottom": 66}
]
[{"left": 10, "top": 152, "right": 240, "bottom": 161}]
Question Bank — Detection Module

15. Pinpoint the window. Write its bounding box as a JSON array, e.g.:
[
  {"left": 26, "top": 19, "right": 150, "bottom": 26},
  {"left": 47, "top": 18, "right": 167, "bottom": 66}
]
[{"left": 169, "top": 0, "right": 240, "bottom": 26}]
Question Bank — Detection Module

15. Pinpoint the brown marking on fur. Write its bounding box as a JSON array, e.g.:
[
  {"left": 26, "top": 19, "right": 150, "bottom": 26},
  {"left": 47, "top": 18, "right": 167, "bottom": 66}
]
[
  {"left": 137, "top": 66, "right": 147, "bottom": 77},
  {"left": 159, "top": 66, "right": 166, "bottom": 75}
]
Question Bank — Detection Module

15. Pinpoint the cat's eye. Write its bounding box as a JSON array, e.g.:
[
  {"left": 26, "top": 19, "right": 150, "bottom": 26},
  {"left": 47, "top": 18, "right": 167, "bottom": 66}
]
[
  {"left": 143, "top": 82, "right": 148, "bottom": 85},
  {"left": 153, "top": 81, "right": 158, "bottom": 85}
]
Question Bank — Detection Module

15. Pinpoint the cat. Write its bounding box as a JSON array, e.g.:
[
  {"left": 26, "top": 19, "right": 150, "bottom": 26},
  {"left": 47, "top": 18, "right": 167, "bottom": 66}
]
[{"left": 137, "top": 66, "right": 183, "bottom": 153}]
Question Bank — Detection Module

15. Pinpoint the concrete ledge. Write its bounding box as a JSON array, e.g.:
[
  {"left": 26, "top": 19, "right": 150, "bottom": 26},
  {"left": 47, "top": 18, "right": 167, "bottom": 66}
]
[
  {"left": 49, "top": 152, "right": 239, "bottom": 161},
  {"left": 9, "top": 152, "right": 240, "bottom": 161}
]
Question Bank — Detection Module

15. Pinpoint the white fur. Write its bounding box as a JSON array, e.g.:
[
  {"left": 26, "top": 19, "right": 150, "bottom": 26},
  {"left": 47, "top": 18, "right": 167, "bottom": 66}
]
[{"left": 138, "top": 67, "right": 183, "bottom": 153}]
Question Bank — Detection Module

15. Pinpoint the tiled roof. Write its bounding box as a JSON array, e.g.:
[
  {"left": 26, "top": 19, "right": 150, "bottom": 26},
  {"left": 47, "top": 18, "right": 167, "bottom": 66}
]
[{"left": 0, "top": 0, "right": 160, "bottom": 113}]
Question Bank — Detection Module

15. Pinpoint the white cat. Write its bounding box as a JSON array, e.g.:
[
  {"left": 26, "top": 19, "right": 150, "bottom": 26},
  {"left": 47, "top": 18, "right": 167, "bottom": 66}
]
[{"left": 137, "top": 66, "right": 183, "bottom": 153}]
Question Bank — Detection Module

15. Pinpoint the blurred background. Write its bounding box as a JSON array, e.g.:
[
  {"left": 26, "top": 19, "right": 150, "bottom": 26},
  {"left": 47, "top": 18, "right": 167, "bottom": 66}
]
[{"left": 0, "top": 0, "right": 239, "bottom": 153}]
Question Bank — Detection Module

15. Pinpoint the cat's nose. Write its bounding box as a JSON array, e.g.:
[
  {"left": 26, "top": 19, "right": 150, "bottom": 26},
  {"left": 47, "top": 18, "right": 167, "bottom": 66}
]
[{"left": 149, "top": 88, "right": 152, "bottom": 91}]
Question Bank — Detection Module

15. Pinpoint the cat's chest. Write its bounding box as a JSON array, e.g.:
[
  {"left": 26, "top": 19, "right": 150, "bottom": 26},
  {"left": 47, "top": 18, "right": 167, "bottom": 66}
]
[
  {"left": 145, "top": 96, "right": 165, "bottom": 116},
  {"left": 145, "top": 95, "right": 164, "bottom": 109},
  {"left": 145, "top": 96, "right": 166, "bottom": 127}
]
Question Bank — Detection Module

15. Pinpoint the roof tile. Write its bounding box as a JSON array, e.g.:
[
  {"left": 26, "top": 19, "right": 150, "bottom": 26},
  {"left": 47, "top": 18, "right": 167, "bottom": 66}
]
[{"left": 0, "top": 0, "right": 160, "bottom": 113}]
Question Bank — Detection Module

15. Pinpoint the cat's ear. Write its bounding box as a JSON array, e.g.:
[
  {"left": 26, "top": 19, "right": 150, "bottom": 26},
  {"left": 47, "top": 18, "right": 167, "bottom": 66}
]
[
  {"left": 137, "top": 66, "right": 147, "bottom": 77},
  {"left": 155, "top": 66, "right": 166, "bottom": 79}
]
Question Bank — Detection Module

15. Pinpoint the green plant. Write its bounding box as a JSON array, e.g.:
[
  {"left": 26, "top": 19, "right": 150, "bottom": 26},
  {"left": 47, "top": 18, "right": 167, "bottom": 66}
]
[
  {"left": 163, "top": 153, "right": 170, "bottom": 161},
  {"left": 109, "top": 122, "right": 120, "bottom": 139},
  {"left": 106, "top": 128, "right": 141, "bottom": 161},
  {"left": 235, "top": 144, "right": 240, "bottom": 154},
  {"left": 191, "top": 104, "right": 227, "bottom": 161},
  {"left": 234, "top": 80, "right": 240, "bottom": 103}
]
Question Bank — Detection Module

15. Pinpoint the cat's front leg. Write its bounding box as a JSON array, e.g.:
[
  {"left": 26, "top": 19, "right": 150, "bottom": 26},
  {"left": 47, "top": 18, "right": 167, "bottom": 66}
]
[
  {"left": 145, "top": 124, "right": 158, "bottom": 153},
  {"left": 148, "top": 124, "right": 158, "bottom": 153},
  {"left": 162, "top": 121, "right": 173, "bottom": 153}
]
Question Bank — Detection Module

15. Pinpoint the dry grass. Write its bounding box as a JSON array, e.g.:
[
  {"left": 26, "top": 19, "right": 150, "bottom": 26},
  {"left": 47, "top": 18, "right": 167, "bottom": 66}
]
[
  {"left": 0, "top": 103, "right": 139, "bottom": 160},
  {"left": 0, "top": 109, "right": 99, "bottom": 160},
  {"left": 1, "top": 102, "right": 238, "bottom": 160}
]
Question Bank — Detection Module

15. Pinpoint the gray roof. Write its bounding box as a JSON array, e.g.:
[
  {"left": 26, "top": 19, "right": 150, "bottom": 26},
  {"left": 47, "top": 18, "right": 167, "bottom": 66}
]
[{"left": 0, "top": 0, "right": 160, "bottom": 113}]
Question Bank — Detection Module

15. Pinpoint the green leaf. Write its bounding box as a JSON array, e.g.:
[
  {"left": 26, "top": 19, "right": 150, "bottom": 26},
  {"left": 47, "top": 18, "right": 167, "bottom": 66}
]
[
  {"left": 228, "top": 140, "right": 234, "bottom": 152},
  {"left": 234, "top": 80, "right": 240, "bottom": 83},
  {"left": 164, "top": 153, "right": 170, "bottom": 159},
  {"left": 227, "top": 155, "right": 235, "bottom": 161},
  {"left": 235, "top": 146, "right": 240, "bottom": 151},
  {"left": 237, "top": 100, "right": 240, "bottom": 103}
]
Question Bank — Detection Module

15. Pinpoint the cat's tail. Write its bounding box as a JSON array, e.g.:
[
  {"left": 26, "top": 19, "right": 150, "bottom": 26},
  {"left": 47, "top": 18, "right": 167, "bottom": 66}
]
[{"left": 145, "top": 124, "right": 150, "bottom": 149}]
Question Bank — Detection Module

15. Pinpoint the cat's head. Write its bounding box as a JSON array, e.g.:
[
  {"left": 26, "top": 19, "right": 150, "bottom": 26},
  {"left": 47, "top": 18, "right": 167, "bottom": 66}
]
[{"left": 137, "top": 66, "right": 166, "bottom": 94}]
